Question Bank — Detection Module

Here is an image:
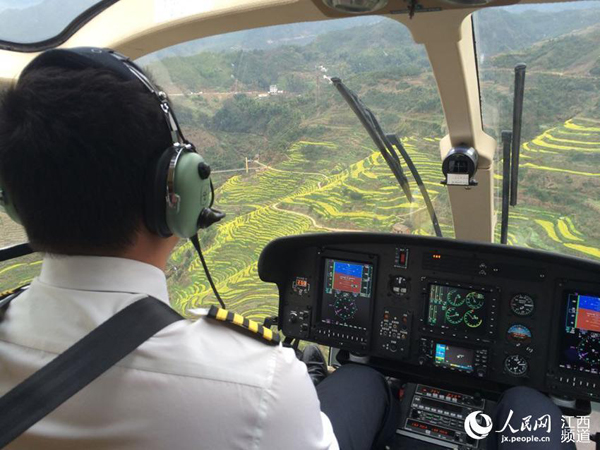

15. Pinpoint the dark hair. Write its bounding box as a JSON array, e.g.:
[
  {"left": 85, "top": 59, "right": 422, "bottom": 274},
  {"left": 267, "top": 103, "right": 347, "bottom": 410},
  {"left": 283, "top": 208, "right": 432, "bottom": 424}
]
[{"left": 0, "top": 66, "right": 172, "bottom": 254}]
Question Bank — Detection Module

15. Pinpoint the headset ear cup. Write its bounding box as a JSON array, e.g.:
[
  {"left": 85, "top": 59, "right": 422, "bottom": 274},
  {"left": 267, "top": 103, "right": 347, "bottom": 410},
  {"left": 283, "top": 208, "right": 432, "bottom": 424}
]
[
  {"left": 0, "top": 181, "right": 22, "bottom": 225},
  {"left": 144, "top": 147, "right": 176, "bottom": 238},
  {"left": 4, "top": 200, "right": 22, "bottom": 225},
  {"left": 166, "top": 152, "right": 212, "bottom": 238}
]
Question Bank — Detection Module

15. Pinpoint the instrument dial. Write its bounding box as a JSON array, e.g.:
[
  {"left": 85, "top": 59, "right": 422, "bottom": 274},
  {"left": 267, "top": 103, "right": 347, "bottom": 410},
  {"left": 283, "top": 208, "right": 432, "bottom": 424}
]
[
  {"left": 447, "top": 289, "right": 465, "bottom": 307},
  {"left": 333, "top": 294, "right": 358, "bottom": 321},
  {"left": 510, "top": 294, "right": 535, "bottom": 317},
  {"left": 504, "top": 354, "right": 528, "bottom": 377},
  {"left": 464, "top": 309, "right": 484, "bottom": 329},
  {"left": 507, "top": 324, "right": 532, "bottom": 346},
  {"left": 466, "top": 291, "right": 485, "bottom": 310},
  {"left": 445, "top": 307, "right": 463, "bottom": 325},
  {"left": 577, "top": 334, "right": 600, "bottom": 366}
]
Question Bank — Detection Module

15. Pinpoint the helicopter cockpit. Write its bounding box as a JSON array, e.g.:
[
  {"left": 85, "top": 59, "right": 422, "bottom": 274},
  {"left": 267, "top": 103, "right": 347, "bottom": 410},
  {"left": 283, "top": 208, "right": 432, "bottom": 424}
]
[{"left": 1, "top": 0, "right": 600, "bottom": 448}]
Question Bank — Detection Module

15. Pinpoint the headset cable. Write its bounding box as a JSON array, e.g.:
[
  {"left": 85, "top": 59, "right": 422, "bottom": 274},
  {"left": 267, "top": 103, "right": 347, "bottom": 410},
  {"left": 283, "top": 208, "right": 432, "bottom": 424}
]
[{"left": 190, "top": 233, "right": 226, "bottom": 309}]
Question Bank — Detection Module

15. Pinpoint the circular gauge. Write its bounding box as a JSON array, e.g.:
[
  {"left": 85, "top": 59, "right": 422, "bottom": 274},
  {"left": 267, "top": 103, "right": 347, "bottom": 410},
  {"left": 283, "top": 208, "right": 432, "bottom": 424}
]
[
  {"left": 447, "top": 289, "right": 465, "bottom": 307},
  {"left": 464, "top": 309, "right": 483, "bottom": 328},
  {"left": 333, "top": 295, "right": 358, "bottom": 321},
  {"left": 577, "top": 334, "right": 600, "bottom": 366},
  {"left": 504, "top": 355, "right": 528, "bottom": 377},
  {"left": 445, "top": 307, "right": 463, "bottom": 325},
  {"left": 510, "top": 294, "right": 535, "bottom": 317},
  {"left": 507, "top": 324, "right": 532, "bottom": 346},
  {"left": 466, "top": 291, "right": 485, "bottom": 310}
]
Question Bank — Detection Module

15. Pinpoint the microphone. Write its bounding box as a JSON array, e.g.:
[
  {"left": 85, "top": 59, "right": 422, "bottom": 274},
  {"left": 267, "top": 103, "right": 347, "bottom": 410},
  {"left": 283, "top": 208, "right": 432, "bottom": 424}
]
[{"left": 198, "top": 208, "right": 226, "bottom": 229}]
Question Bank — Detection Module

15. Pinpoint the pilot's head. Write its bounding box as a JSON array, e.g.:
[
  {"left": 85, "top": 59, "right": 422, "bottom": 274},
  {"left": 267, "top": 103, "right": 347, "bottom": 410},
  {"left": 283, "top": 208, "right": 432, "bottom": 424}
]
[{"left": 0, "top": 48, "right": 215, "bottom": 260}]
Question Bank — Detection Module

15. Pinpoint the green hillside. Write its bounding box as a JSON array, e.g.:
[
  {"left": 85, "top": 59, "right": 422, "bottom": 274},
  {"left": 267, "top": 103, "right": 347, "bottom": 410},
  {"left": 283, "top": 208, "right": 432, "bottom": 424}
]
[
  {"left": 168, "top": 134, "right": 451, "bottom": 319},
  {"left": 474, "top": 6, "right": 600, "bottom": 57},
  {"left": 498, "top": 117, "right": 600, "bottom": 258},
  {"left": 490, "top": 24, "right": 600, "bottom": 74}
]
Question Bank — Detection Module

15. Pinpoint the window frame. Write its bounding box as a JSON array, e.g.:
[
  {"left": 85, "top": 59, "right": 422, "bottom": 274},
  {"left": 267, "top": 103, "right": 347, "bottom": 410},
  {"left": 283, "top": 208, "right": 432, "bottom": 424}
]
[{"left": 0, "top": 0, "right": 120, "bottom": 53}]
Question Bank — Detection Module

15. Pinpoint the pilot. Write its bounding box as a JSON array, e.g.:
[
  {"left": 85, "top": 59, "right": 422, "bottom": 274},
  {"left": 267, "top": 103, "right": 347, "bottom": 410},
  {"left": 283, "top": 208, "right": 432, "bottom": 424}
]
[{"left": 0, "top": 48, "right": 399, "bottom": 449}]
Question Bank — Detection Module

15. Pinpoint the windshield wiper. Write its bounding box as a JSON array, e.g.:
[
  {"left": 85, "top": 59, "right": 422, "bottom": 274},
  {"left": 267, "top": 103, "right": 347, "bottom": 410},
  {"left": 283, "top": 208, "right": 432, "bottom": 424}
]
[
  {"left": 331, "top": 77, "right": 443, "bottom": 238},
  {"left": 331, "top": 78, "right": 413, "bottom": 203},
  {"left": 386, "top": 134, "right": 442, "bottom": 238}
]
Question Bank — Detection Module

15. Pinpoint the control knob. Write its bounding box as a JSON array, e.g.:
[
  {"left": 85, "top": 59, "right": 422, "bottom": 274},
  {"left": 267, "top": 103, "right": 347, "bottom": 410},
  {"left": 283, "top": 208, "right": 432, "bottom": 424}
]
[{"left": 390, "top": 276, "right": 409, "bottom": 296}]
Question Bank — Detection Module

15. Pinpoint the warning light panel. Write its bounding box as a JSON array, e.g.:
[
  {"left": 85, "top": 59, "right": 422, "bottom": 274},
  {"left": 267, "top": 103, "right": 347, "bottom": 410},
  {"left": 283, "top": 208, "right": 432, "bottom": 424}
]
[
  {"left": 292, "top": 277, "right": 310, "bottom": 296},
  {"left": 394, "top": 248, "right": 409, "bottom": 269}
]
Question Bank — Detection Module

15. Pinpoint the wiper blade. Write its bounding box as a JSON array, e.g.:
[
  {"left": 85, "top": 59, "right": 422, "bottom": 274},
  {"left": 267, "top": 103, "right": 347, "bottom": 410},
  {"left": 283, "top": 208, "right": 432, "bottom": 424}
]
[
  {"left": 331, "top": 77, "right": 443, "bottom": 238},
  {"left": 331, "top": 77, "right": 413, "bottom": 203},
  {"left": 387, "top": 134, "right": 443, "bottom": 238}
]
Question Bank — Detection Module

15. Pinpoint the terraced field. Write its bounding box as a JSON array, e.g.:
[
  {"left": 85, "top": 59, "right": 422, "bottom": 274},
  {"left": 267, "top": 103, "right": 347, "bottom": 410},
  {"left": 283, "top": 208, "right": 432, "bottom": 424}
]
[
  {"left": 499, "top": 117, "right": 600, "bottom": 259},
  {"left": 2, "top": 118, "right": 600, "bottom": 322},
  {"left": 167, "top": 129, "right": 452, "bottom": 320}
]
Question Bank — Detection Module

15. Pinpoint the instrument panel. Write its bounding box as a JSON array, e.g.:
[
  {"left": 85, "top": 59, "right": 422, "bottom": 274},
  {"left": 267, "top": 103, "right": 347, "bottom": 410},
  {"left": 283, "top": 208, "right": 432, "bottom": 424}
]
[{"left": 257, "top": 233, "right": 600, "bottom": 401}]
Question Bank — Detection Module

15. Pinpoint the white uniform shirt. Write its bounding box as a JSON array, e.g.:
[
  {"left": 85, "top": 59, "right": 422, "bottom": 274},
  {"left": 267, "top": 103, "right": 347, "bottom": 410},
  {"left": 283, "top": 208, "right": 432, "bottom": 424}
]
[{"left": 0, "top": 255, "right": 338, "bottom": 450}]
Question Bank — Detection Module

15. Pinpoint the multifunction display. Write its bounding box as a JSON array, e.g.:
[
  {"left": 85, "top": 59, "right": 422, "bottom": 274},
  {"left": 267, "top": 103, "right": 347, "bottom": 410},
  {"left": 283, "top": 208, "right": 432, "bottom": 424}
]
[
  {"left": 559, "top": 292, "right": 600, "bottom": 373},
  {"left": 434, "top": 343, "right": 474, "bottom": 372},
  {"left": 427, "top": 284, "right": 488, "bottom": 336},
  {"left": 320, "top": 259, "right": 374, "bottom": 331}
]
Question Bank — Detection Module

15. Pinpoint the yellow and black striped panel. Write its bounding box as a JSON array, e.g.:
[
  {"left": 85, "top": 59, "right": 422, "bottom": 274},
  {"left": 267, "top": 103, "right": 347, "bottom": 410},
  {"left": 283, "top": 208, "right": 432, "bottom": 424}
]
[
  {"left": 0, "top": 285, "right": 28, "bottom": 323},
  {"left": 207, "top": 305, "right": 281, "bottom": 345},
  {"left": 0, "top": 284, "right": 27, "bottom": 301},
  {"left": 0, "top": 287, "right": 19, "bottom": 300}
]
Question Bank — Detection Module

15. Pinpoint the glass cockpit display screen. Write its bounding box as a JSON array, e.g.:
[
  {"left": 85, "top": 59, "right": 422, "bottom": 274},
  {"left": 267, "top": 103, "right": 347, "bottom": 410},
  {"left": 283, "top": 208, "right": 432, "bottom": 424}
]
[
  {"left": 320, "top": 259, "right": 374, "bottom": 331},
  {"left": 559, "top": 292, "right": 600, "bottom": 374},
  {"left": 427, "top": 284, "right": 488, "bottom": 336},
  {"left": 434, "top": 343, "right": 474, "bottom": 372}
]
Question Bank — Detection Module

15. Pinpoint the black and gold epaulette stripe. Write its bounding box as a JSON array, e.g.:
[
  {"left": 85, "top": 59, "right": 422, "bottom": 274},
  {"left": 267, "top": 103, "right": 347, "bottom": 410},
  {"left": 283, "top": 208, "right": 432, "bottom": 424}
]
[
  {"left": 0, "top": 289, "right": 16, "bottom": 300},
  {"left": 0, "top": 285, "right": 28, "bottom": 323},
  {"left": 0, "top": 285, "right": 27, "bottom": 301},
  {"left": 207, "top": 305, "right": 281, "bottom": 345}
]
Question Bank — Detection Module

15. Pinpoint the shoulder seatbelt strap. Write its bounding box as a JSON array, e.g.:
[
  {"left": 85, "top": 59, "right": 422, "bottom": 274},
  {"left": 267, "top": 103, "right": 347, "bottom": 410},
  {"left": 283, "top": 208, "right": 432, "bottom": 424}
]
[{"left": 0, "top": 296, "right": 183, "bottom": 448}]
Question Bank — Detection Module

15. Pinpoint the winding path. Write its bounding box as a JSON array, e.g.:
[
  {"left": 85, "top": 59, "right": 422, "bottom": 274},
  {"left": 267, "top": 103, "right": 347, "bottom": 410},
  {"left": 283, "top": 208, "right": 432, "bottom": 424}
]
[{"left": 271, "top": 202, "right": 356, "bottom": 232}]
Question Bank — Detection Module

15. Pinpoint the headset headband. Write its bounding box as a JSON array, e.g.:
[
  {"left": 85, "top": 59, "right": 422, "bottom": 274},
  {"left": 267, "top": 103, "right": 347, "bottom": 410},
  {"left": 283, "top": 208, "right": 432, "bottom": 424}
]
[
  {"left": 20, "top": 46, "right": 204, "bottom": 217},
  {"left": 20, "top": 47, "right": 187, "bottom": 147},
  {"left": 3, "top": 47, "right": 222, "bottom": 237}
]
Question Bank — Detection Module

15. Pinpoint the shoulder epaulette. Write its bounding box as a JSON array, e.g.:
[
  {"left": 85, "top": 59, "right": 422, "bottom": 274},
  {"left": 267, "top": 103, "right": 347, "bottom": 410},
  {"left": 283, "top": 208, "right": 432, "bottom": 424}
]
[
  {"left": 0, "top": 285, "right": 28, "bottom": 323},
  {"left": 0, "top": 285, "right": 28, "bottom": 302},
  {"left": 207, "top": 305, "right": 281, "bottom": 345}
]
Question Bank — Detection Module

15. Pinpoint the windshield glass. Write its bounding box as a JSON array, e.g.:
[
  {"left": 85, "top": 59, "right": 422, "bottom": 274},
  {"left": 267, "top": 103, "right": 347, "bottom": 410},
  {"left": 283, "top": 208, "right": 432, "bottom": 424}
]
[
  {"left": 136, "top": 16, "right": 449, "bottom": 317},
  {"left": 474, "top": 1, "right": 600, "bottom": 263},
  {"left": 0, "top": 17, "right": 449, "bottom": 318},
  {"left": 0, "top": 0, "right": 105, "bottom": 44}
]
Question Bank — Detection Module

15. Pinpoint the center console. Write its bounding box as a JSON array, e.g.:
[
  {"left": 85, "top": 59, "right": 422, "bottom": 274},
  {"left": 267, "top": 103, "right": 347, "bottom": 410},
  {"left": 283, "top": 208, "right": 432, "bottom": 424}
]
[
  {"left": 258, "top": 233, "right": 600, "bottom": 404},
  {"left": 398, "top": 384, "right": 495, "bottom": 449}
]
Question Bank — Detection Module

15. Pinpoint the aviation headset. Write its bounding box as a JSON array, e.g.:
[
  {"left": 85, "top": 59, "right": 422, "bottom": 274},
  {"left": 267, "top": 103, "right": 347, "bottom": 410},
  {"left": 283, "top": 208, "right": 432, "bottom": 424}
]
[{"left": 0, "top": 47, "right": 224, "bottom": 238}]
